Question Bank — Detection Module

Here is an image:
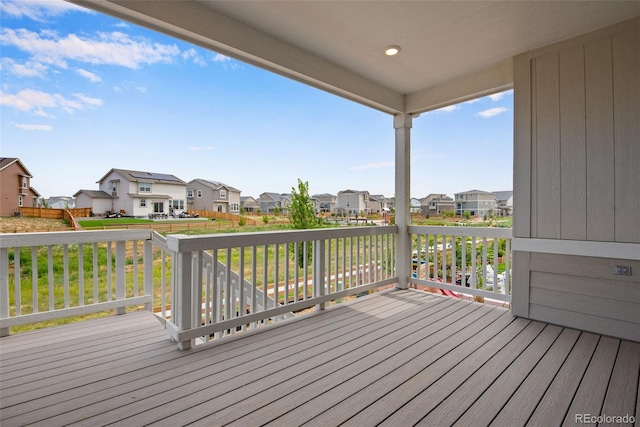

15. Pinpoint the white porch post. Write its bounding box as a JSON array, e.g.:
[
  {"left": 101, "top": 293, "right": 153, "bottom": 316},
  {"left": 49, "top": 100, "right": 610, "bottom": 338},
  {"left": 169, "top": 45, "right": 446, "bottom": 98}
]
[{"left": 394, "top": 113, "right": 412, "bottom": 290}]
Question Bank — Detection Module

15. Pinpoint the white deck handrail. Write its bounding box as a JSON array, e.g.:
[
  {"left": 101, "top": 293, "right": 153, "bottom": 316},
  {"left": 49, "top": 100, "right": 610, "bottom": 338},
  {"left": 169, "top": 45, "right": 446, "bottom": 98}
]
[{"left": 165, "top": 226, "right": 398, "bottom": 349}]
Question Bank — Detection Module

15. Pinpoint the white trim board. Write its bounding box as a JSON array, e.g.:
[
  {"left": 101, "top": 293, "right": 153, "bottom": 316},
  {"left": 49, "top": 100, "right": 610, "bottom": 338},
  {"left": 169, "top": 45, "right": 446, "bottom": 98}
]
[{"left": 513, "top": 238, "right": 640, "bottom": 261}]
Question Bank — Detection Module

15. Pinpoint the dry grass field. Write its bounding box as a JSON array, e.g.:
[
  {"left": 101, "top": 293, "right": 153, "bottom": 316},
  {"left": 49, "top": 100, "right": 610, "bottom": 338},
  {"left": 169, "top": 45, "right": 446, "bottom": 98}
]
[{"left": 0, "top": 217, "right": 72, "bottom": 233}]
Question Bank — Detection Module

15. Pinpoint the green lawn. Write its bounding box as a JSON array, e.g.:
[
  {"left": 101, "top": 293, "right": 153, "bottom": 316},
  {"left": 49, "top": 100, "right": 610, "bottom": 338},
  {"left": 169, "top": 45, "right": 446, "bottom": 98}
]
[{"left": 78, "top": 218, "right": 153, "bottom": 227}]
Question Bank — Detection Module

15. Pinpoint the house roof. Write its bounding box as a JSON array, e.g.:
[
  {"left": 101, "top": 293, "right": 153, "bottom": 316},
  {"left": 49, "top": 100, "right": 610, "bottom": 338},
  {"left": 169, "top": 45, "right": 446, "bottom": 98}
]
[
  {"left": 191, "top": 179, "right": 240, "bottom": 192},
  {"left": 338, "top": 189, "right": 370, "bottom": 195},
  {"left": 70, "top": 1, "right": 640, "bottom": 115},
  {"left": 0, "top": 157, "right": 33, "bottom": 177},
  {"left": 73, "top": 189, "right": 113, "bottom": 199},
  {"left": 97, "top": 168, "right": 186, "bottom": 185},
  {"left": 455, "top": 189, "right": 495, "bottom": 196},
  {"left": 494, "top": 190, "right": 514, "bottom": 202}
]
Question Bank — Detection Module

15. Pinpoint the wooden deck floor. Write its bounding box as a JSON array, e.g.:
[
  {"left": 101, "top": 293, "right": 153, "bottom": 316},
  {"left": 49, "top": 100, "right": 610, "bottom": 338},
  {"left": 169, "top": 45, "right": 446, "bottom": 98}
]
[{"left": 1, "top": 289, "right": 639, "bottom": 427}]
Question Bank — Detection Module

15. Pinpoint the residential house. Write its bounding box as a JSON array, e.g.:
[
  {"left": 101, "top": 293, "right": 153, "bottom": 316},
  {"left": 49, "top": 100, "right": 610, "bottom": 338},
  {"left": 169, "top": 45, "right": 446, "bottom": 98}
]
[
  {"left": 73, "top": 190, "right": 113, "bottom": 215},
  {"left": 46, "top": 196, "right": 75, "bottom": 209},
  {"left": 454, "top": 190, "right": 496, "bottom": 218},
  {"left": 0, "top": 157, "right": 40, "bottom": 216},
  {"left": 420, "top": 194, "right": 455, "bottom": 216},
  {"left": 409, "top": 197, "right": 421, "bottom": 214},
  {"left": 187, "top": 179, "right": 241, "bottom": 213},
  {"left": 76, "top": 168, "right": 187, "bottom": 217},
  {"left": 368, "top": 194, "right": 388, "bottom": 214},
  {"left": 258, "top": 192, "right": 291, "bottom": 214},
  {"left": 313, "top": 193, "right": 337, "bottom": 213},
  {"left": 493, "top": 190, "right": 513, "bottom": 216},
  {"left": 240, "top": 196, "right": 260, "bottom": 212},
  {"left": 337, "top": 189, "right": 370, "bottom": 216}
]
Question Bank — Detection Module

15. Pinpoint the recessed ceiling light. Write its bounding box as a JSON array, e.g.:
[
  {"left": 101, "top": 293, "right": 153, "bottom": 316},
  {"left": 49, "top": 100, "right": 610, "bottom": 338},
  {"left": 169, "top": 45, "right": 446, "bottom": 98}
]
[{"left": 384, "top": 45, "right": 401, "bottom": 56}]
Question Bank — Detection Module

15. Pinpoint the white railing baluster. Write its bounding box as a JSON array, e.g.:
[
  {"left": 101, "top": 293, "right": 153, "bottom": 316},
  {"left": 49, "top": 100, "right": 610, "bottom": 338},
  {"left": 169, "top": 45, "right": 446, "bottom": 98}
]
[
  {"left": 132, "top": 241, "right": 138, "bottom": 297},
  {"left": 144, "top": 240, "right": 153, "bottom": 312},
  {"left": 505, "top": 238, "right": 511, "bottom": 295},
  {"left": 433, "top": 235, "right": 439, "bottom": 282},
  {"left": 63, "top": 244, "right": 69, "bottom": 308},
  {"left": 461, "top": 236, "right": 467, "bottom": 288},
  {"left": 251, "top": 246, "right": 257, "bottom": 328},
  {"left": 451, "top": 236, "right": 457, "bottom": 287},
  {"left": 283, "top": 243, "right": 288, "bottom": 306},
  {"left": 303, "top": 241, "right": 309, "bottom": 299},
  {"left": 482, "top": 237, "right": 488, "bottom": 292},
  {"left": 275, "top": 244, "right": 280, "bottom": 309},
  {"left": 262, "top": 245, "right": 268, "bottom": 314},
  {"left": 31, "top": 246, "right": 38, "bottom": 313},
  {"left": 0, "top": 247, "right": 9, "bottom": 336},
  {"left": 48, "top": 246, "right": 54, "bottom": 310},
  {"left": 14, "top": 248, "right": 21, "bottom": 316},
  {"left": 106, "top": 242, "right": 112, "bottom": 302},
  {"left": 493, "top": 237, "right": 499, "bottom": 293},
  {"left": 115, "top": 241, "right": 125, "bottom": 314},
  {"left": 78, "top": 244, "right": 84, "bottom": 306},
  {"left": 239, "top": 246, "right": 246, "bottom": 330},
  {"left": 471, "top": 237, "right": 477, "bottom": 288},
  {"left": 92, "top": 243, "right": 98, "bottom": 305},
  {"left": 293, "top": 243, "right": 299, "bottom": 302}
]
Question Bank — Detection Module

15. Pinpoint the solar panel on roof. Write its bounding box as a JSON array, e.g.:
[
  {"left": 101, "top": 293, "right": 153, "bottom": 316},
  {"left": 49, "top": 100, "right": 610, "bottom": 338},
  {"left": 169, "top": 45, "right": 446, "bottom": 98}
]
[{"left": 129, "top": 172, "right": 181, "bottom": 182}]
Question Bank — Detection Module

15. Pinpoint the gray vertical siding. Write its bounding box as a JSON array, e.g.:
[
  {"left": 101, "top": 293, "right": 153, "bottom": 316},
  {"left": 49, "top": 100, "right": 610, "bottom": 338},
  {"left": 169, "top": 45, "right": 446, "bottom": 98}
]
[{"left": 513, "top": 19, "right": 640, "bottom": 341}]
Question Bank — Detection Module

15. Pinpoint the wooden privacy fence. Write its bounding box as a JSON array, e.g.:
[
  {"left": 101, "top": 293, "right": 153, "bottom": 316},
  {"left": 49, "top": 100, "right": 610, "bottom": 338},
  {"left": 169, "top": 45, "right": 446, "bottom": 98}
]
[
  {"left": 20, "top": 207, "right": 91, "bottom": 220},
  {"left": 19, "top": 207, "right": 90, "bottom": 230}
]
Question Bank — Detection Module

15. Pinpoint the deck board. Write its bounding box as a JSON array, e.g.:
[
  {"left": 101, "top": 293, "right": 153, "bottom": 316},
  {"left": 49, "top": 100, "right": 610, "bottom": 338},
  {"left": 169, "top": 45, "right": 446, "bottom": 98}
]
[{"left": 1, "top": 289, "right": 638, "bottom": 427}]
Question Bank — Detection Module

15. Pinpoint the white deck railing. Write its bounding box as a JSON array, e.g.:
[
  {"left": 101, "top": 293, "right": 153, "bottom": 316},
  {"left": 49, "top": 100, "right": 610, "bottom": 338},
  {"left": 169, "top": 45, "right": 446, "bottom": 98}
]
[
  {"left": 1, "top": 225, "right": 511, "bottom": 348},
  {"left": 165, "top": 226, "right": 398, "bottom": 349},
  {"left": 0, "top": 230, "right": 171, "bottom": 336},
  {"left": 408, "top": 226, "right": 512, "bottom": 303}
]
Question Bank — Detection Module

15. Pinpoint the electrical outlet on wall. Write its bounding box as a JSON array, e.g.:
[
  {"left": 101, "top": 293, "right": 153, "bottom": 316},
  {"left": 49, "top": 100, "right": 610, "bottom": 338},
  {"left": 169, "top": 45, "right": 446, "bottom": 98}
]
[{"left": 613, "top": 266, "right": 632, "bottom": 276}]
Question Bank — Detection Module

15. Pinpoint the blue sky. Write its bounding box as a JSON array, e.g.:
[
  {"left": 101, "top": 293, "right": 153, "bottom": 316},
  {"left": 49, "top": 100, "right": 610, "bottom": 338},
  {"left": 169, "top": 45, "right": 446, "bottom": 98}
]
[{"left": 1, "top": 0, "right": 513, "bottom": 201}]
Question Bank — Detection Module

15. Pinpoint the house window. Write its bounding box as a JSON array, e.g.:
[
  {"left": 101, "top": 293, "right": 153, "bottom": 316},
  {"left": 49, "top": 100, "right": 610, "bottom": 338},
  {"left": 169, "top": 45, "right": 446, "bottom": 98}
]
[
  {"left": 109, "top": 181, "right": 118, "bottom": 191},
  {"left": 21, "top": 177, "right": 28, "bottom": 188},
  {"left": 139, "top": 182, "right": 151, "bottom": 192},
  {"left": 169, "top": 200, "right": 185, "bottom": 210},
  {"left": 18, "top": 195, "right": 23, "bottom": 207},
  {"left": 140, "top": 198, "right": 146, "bottom": 207},
  {"left": 187, "top": 189, "right": 194, "bottom": 198},
  {"left": 220, "top": 189, "right": 226, "bottom": 199},
  {"left": 197, "top": 190, "right": 202, "bottom": 198},
  {"left": 153, "top": 202, "right": 164, "bottom": 213}
]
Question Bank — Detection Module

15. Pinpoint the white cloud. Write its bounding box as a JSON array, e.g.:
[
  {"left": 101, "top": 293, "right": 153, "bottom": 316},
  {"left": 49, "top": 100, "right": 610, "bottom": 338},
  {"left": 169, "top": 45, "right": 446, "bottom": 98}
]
[
  {"left": 15, "top": 123, "right": 53, "bottom": 131},
  {"left": 488, "top": 93, "right": 504, "bottom": 101},
  {"left": 112, "top": 81, "right": 147, "bottom": 93},
  {"left": 76, "top": 68, "right": 101, "bottom": 82},
  {"left": 437, "top": 105, "right": 460, "bottom": 113},
  {"left": 349, "top": 162, "right": 394, "bottom": 171},
  {"left": 464, "top": 98, "right": 481, "bottom": 104},
  {"left": 73, "top": 93, "right": 103, "bottom": 107},
  {"left": 0, "top": 0, "right": 88, "bottom": 22},
  {"left": 188, "top": 146, "right": 215, "bottom": 151},
  {"left": 0, "top": 28, "right": 181, "bottom": 70},
  {"left": 477, "top": 107, "right": 508, "bottom": 118},
  {"left": 1, "top": 58, "right": 48, "bottom": 78},
  {"left": 182, "top": 48, "right": 207, "bottom": 67},
  {"left": 0, "top": 88, "right": 102, "bottom": 115},
  {"left": 213, "top": 53, "right": 231, "bottom": 63}
]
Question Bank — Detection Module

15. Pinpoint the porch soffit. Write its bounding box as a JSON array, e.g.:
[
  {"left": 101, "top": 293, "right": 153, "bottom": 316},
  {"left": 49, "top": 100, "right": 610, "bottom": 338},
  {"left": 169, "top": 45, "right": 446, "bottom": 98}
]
[{"left": 68, "top": 1, "right": 639, "bottom": 114}]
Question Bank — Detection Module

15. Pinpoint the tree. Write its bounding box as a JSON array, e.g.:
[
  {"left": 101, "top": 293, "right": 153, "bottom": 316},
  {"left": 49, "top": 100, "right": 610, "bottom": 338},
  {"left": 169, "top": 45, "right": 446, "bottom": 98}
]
[
  {"left": 289, "top": 179, "right": 317, "bottom": 268},
  {"left": 289, "top": 179, "right": 317, "bottom": 230}
]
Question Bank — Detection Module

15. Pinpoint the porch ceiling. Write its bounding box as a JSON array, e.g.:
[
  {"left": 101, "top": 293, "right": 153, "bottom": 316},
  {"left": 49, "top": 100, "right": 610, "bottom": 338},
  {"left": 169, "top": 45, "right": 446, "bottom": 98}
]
[{"left": 69, "top": 0, "right": 640, "bottom": 114}]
